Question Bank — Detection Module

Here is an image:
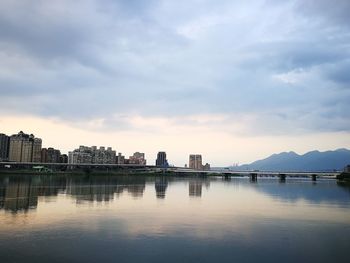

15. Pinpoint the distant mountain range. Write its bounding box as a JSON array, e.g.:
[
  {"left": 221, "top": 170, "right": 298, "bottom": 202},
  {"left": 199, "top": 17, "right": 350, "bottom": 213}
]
[{"left": 232, "top": 149, "right": 350, "bottom": 172}]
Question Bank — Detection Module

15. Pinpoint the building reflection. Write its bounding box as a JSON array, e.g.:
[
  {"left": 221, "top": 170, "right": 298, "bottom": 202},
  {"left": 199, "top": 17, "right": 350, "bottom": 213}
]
[
  {"left": 0, "top": 175, "right": 66, "bottom": 212},
  {"left": 189, "top": 180, "right": 202, "bottom": 197},
  {"left": 155, "top": 177, "right": 168, "bottom": 199},
  {"left": 0, "top": 176, "right": 38, "bottom": 212},
  {"left": 66, "top": 176, "right": 118, "bottom": 203},
  {"left": 66, "top": 176, "right": 146, "bottom": 202},
  {"left": 0, "top": 175, "right": 147, "bottom": 212}
]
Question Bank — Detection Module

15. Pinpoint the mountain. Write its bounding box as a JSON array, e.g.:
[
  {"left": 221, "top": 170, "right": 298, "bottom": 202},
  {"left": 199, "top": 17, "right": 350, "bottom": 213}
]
[{"left": 235, "top": 149, "right": 350, "bottom": 172}]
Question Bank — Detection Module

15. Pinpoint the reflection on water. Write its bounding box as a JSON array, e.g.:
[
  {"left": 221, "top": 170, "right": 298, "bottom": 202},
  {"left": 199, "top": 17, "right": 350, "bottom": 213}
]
[
  {"left": 155, "top": 177, "right": 168, "bottom": 199},
  {"left": 0, "top": 174, "right": 350, "bottom": 263},
  {"left": 189, "top": 180, "right": 202, "bottom": 197},
  {"left": 0, "top": 175, "right": 150, "bottom": 212},
  {"left": 0, "top": 174, "right": 350, "bottom": 211},
  {"left": 0, "top": 175, "right": 66, "bottom": 212}
]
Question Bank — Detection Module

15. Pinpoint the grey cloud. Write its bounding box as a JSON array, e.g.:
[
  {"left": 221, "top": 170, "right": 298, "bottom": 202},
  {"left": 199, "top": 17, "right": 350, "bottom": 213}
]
[
  {"left": 296, "top": 0, "right": 350, "bottom": 28},
  {"left": 239, "top": 37, "right": 349, "bottom": 73},
  {"left": 0, "top": 0, "right": 349, "bottom": 134},
  {"left": 326, "top": 60, "right": 350, "bottom": 86},
  {"left": 0, "top": 2, "right": 90, "bottom": 61}
]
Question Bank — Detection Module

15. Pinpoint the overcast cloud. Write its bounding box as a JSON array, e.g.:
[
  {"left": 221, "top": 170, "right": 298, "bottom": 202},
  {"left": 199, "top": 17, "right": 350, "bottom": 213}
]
[{"left": 1, "top": 0, "right": 349, "bottom": 136}]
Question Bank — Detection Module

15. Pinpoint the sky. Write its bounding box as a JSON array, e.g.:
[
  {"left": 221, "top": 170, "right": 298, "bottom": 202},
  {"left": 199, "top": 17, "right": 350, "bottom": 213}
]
[{"left": 0, "top": 0, "right": 349, "bottom": 166}]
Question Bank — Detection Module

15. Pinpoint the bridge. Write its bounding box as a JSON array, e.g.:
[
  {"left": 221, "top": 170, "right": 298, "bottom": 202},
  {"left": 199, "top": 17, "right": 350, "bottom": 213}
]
[
  {"left": 0, "top": 162, "right": 341, "bottom": 181},
  {"left": 161, "top": 167, "right": 340, "bottom": 181}
]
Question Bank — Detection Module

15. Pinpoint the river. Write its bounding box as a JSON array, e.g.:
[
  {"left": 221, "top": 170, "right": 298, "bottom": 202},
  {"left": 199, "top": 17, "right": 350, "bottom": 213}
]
[{"left": 0, "top": 174, "right": 349, "bottom": 262}]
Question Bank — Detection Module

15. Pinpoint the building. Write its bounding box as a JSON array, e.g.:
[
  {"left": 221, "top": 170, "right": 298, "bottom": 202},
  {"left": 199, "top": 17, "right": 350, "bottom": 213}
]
[
  {"left": 32, "top": 138, "right": 42, "bottom": 162},
  {"left": 59, "top": 154, "right": 68, "bottom": 163},
  {"left": 92, "top": 146, "right": 116, "bottom": 164},
  {"left": 0, "top": 133, "right": 10, "bottom": 161},
  {"left": 156, "top": 151, "right": 168, "bottom": 167},
  {"left": 189, "top": 154, "right": 202, "bottom": 170},
  {"left": 116, "top": 153, "right": 125, "bottom": 164},
  {"left": 345, "top": 165, "right": 350, "bottom": 173},
  {"left": 8, "top": 131, "right": 42, "bottom": 162},
  {"left": 189, "top": 154, "right": 211, "bottom": 171},
  {"left": 68, "top": 146, "right": 93, "bottom": 164},
  {"left": 203, "top": 163, "right": 211, "bottom": 171},
  {"left": 68, "top": 145, "right": 116, "bottom": 164},
  {"left": 129, "top": 152, "right": 146, "bottom": 165},
  {"left": 41, "top": 148, "right": 48, "bottom": 163},
  {"left": 41, "top": 147, "right": 61, "bottom": 163}
]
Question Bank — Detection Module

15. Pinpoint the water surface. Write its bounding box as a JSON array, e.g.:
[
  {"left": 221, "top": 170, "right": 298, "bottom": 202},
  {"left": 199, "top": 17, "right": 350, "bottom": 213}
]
[{"left": 0, "top": 174, "right": 349, "bottom": 263}]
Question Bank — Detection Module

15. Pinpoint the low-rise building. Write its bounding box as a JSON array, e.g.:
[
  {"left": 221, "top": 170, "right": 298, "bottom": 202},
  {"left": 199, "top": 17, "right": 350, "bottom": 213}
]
[
  {"left": 203, "top": 163, "right": 211, "bottom": 171},
  {"left": 129, "top": 152, "right": 146, "bottom": 165}
]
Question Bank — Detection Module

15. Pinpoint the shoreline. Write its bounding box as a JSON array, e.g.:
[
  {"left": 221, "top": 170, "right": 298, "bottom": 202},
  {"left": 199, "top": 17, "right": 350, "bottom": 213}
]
[{"left": 0, "top": 169, "right": 345, "bottom": 181}]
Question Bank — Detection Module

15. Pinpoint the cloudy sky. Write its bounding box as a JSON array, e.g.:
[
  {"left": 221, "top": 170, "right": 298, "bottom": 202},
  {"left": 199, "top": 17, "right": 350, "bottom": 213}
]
[{"left": 1, "top": 0, "right": 349, "bottom": 166}]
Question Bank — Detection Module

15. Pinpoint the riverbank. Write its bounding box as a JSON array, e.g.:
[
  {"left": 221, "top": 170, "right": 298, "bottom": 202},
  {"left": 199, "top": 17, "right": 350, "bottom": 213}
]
[
  {"left": 337, "top": 172, "right": 350, "bottom": 181},
  {"left": 0, "top": 169, "right": 220, "bottom": 177},
  {"left": 0, "top": 168, "right": 341, "bottom": 182}
]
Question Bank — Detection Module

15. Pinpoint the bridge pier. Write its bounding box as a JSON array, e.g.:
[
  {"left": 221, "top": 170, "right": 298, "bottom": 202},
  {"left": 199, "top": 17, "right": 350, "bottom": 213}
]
[
  {"left": 223, "top": 173, "right": 231, "bottom": 181},
  {"left": 312, "top": 174, "right": 317, "bottom": 181},
  {"left": 223, "top": 173, "right": 231, "bottom": 179},
  {"left": 279, "top": 173, "right": 286, "bottom": 182},
  {"left": 250, "top": 173, "right": 258, "bottom": 182}
]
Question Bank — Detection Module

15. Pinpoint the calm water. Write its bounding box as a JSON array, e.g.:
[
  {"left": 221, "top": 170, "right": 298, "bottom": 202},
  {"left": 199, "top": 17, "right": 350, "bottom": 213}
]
[{"left": 0, "top": 174, "right": 350, "bottom": 263}]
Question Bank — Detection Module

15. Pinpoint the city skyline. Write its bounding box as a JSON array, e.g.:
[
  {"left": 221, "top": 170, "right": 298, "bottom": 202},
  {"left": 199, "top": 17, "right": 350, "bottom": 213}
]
[
  {"left": 1, "top": 130, "right": 348, "bottom": 169},
  {"left": 0, "top": 126, "right": 344, "bottom": 167},
  {"left": 1, "top": 1, "right": 349, "bottom": 166},
  {"left": 2, "top": 130, "right": 211, "bottom": 168}
]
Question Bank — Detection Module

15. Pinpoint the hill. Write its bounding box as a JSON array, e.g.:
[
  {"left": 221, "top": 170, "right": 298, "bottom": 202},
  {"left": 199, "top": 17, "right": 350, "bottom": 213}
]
[{"left": 235, "top": 149, "right": 350, "bottom": 172}]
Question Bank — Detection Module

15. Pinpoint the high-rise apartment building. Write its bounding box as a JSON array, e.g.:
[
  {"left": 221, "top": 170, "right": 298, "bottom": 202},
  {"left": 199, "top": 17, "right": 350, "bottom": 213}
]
[
  {"left": 156, "top": 151, "right": 168, "bottom": 167},
  {"left": 68, "top": 146, "right": 92, "bottom": 164},
  {"left": 189, "top": 154, "right": 202, "bottom": 170},
  {"left": 21, "top": 137, "right": 34, "bottom": 162},
  {"left": 92, "top": 146, "right": 116, "bottom": 164},
  {"left": 59, "top": 154, "right": 68, "bottom": 163},
  {"left": 32, "top": 138, "right": 42, "bottom": 162},
  {"left": 8, "top": 131, "right": 42, "bottom": 162},
  {"left": 9, "top": 133, "right": 24, "bottom": 162},
  {"left": 41, "top": 147, "right": 61, "bottom": 163},
  {"left": 68, "top": 145, "right": 116, "bottom": 164},
  {"left": 0, "top": 133, "right": 10, "bottom": 161}
]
